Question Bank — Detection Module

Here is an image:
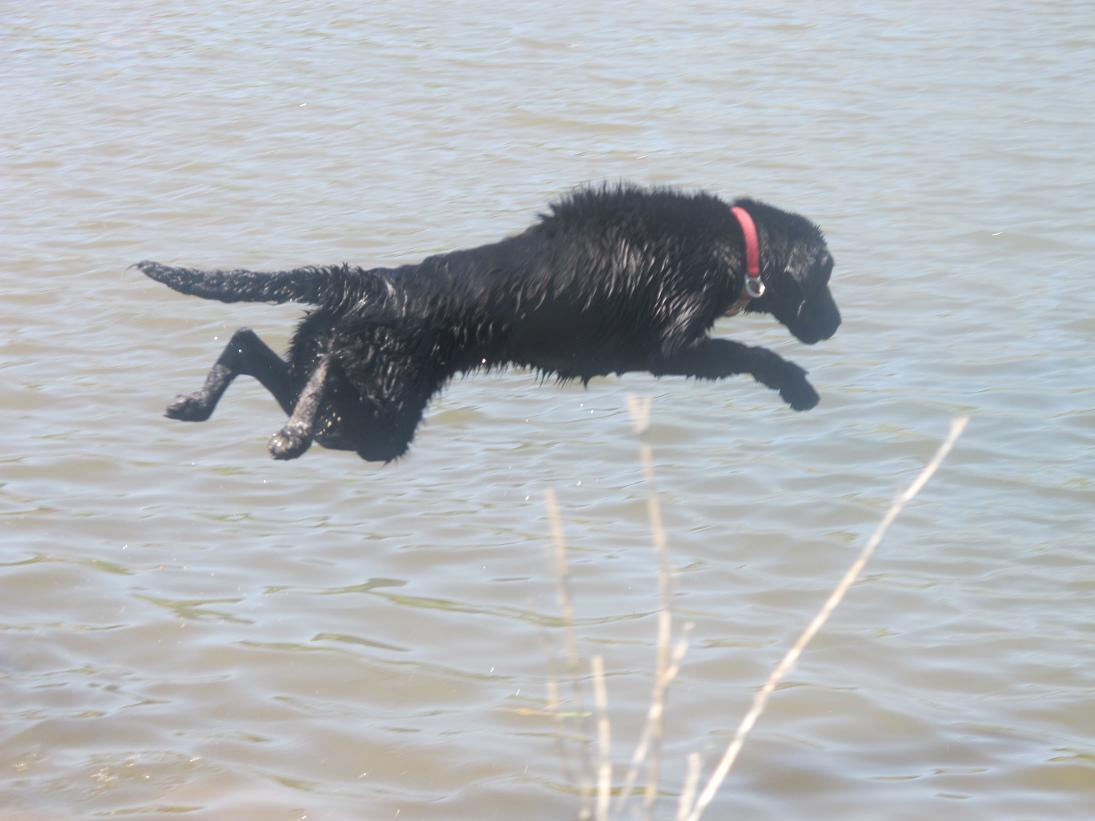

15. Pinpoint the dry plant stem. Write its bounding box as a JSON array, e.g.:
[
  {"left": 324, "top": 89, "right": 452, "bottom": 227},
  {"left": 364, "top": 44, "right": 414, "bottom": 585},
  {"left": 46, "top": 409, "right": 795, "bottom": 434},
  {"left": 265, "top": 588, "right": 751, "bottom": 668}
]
[
  {"left": 682, "top": 416, "right": 970, "bottom": 821},
  {"left": 615, "top": 632, "right": 692, "bottom": 810},
  {"left": 642, "top": 450, "right": 673, "bottom": 814},
  {"left": 546, "top": 488, "right": 580, "bottom": 667},
  {"left": 617, "top": 394, "right": 677, "bottom": 815},
  {"left": 626, "top": 395, "right": 653, "bottom": 435},
  {"left": 676, "top": 753, "right": 703, "bottom": 821},
  {"left": 591, "top": 655, "right": 612, "bottom": 821},
  {"left": 545, "top": 488, "right": 594, "bottom": 816},
  {"left": 544, "top": 675, "right": 580, "bottom": 808}
]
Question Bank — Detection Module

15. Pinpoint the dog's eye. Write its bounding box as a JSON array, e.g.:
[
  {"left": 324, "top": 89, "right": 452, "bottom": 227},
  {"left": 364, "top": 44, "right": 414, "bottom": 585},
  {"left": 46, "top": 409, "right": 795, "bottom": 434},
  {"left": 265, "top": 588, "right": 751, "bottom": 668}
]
[{"left": 817, "top": 253, "right": 833, "bottom": 284}]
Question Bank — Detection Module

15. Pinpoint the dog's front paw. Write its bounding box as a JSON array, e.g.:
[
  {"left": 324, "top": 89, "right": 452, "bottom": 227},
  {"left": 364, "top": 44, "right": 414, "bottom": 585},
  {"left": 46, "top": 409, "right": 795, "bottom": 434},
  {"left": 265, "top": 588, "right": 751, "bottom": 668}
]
[
  {"left": 750, "top": 352, "right": 819, "bottom": 411},
  {"left": 165, "top": 393, "right": 213, "bottom": 422},
  {"left": 269, "top": 424, "right": 313, "bottom": 460},
  {"left": 779, "top": 376, "right": 820, "bottom": 411}
]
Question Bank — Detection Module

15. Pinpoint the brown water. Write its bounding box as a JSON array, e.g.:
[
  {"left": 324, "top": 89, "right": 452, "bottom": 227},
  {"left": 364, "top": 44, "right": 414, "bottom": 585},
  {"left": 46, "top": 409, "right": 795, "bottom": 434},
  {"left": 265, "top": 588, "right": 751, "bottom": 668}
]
[{"left": 3, "top": 2, "right": 1093, "bottom": 818}]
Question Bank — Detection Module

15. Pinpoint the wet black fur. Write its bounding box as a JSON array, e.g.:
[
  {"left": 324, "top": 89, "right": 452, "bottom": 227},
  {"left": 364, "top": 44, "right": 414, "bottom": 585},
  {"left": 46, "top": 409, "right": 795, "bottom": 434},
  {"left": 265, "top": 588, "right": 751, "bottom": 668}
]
[{"left": 137, "top": 184, "right": 840, "bottom": 462}]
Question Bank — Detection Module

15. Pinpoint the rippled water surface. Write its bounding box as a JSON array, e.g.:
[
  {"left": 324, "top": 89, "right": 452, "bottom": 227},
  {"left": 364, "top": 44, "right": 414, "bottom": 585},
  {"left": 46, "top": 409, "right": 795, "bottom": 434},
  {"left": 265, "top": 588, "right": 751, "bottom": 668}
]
[{"left": 3, "top": 2, "right": 1093, "bottom": 818}]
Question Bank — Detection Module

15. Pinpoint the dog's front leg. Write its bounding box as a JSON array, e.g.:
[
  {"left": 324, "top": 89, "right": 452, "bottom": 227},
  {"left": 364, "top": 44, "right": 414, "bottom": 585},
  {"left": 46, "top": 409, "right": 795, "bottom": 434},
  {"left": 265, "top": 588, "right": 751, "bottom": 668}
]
[
  {"left": 269, "top": 354, "right": 331, "bottom": 460},
  {"left": 651, "top": 338, "right": 819, "bottom": 410}
]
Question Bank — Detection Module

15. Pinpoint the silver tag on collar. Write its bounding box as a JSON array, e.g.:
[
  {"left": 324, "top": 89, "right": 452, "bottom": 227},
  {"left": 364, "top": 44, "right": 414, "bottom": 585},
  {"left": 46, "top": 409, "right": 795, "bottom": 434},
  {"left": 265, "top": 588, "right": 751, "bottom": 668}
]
[{"left": 745, "top": 277, "right": 765, "bottom": 298}]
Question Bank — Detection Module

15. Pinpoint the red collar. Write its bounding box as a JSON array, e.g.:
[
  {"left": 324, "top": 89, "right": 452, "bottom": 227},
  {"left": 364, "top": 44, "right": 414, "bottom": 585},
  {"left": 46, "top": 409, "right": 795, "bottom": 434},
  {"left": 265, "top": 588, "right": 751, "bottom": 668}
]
[
  {"left": 730, "top": 205, "right": 763, "bottom": 294},
  {"left": 725, "top": 205, "right": 765, "bottom": 315}
]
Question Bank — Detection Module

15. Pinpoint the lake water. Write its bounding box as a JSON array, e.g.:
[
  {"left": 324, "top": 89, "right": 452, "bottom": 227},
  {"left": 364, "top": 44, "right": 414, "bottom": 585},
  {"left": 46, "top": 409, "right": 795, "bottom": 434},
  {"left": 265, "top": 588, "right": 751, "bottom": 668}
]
[{"left": 3, "top": 1, "right": 1093, "bottom": 818}]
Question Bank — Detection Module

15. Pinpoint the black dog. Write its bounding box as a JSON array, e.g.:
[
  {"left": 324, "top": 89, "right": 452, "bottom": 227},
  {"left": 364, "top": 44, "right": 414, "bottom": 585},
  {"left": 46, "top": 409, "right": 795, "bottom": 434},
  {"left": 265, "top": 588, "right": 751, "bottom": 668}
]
[{"left": 137, "top": 184, "right": 840, "bottom": 462}]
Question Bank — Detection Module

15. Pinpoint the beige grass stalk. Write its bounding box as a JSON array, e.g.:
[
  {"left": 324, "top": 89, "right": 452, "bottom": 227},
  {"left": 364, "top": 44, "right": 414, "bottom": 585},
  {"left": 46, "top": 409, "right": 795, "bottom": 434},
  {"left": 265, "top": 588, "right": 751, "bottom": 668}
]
[
  {"left": 609, "top": 395, "right": 679, "bottom": 816},
  {"left": 680, "top": 416, "right": 970, "bottom": 821},
  {"left": 545, "top": 488, "right": 581, "bottom": 675},
  {"left": 614, "top": 631, "right": 692, "bottom": 813},
  {"left": 615, "top": 396, "right": 696, "bottom": 817},
  {"left": 591, "top": 654, "right": 612, "bottom": 821},
  {"left": 545, "top": 488, "right": 594, "bottom": 818},
  {"left": 676, "top": 753, "right": 703, "bottom": 821}
]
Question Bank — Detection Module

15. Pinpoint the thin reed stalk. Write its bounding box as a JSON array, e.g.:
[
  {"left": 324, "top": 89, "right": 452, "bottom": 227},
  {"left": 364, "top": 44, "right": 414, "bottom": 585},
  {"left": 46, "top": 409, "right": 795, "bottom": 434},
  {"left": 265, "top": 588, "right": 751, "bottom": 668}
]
[
  {"left": 676, "top": 754, "right": 703, "bottom": 821},
  {"left": 625, "top": 395, "right": 677, "bottom": 814},
  {"left": 680, "top": 416, "right": 969, "bottom": 821},
  {"left": 591, "top": 654, "right": 612, "bottom": 821},
  {"left": 545, "top": 488, "right": 594, "bottom": 817},
  {"left": 615, "top": 631, "right": 692, "bottom": 812}
]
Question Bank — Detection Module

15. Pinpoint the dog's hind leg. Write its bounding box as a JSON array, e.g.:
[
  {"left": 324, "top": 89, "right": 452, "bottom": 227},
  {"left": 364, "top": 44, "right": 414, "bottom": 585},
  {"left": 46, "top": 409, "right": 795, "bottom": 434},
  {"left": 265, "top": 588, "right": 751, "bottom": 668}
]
[
  {"left": 651, "top": 338, "right": 820, "bottom": 411},
  {"left": 268, "top": 354, "right": 331, "bottom": 460},
  {"left": 166, "top": 328, "right": 295, "bottom": 421}
]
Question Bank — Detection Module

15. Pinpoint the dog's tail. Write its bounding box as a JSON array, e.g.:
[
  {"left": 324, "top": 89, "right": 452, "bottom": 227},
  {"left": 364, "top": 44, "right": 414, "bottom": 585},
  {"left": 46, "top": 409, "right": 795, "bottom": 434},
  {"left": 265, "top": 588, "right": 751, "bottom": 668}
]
[{"left": 135, "top": 260, "right": 357, "bottom": 305}]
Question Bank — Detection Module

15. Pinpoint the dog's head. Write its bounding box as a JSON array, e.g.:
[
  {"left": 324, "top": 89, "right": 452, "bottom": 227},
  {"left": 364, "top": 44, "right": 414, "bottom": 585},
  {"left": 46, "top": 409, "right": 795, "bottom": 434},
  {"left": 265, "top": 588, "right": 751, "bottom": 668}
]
[{"left": 734, "top": 199, "right": 841, "bottom": 345}]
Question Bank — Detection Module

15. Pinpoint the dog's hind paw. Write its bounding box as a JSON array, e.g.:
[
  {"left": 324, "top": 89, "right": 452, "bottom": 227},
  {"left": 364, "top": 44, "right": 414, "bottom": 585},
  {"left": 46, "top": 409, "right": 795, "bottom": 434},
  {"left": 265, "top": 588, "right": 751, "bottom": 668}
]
[
  {"left": 165, "top": 393, "right": 213, "bottom": 422},
  {"left": 269, "top": 424, "right": 313, "bottom": 460}
]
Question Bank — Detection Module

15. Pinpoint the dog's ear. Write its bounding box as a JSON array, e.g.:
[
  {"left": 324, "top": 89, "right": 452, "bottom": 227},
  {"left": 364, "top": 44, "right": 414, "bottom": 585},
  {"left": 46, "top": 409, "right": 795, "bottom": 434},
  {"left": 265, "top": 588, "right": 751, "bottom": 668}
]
[{"left": 784, "top": 243, "right": 814, "bottom": 285}]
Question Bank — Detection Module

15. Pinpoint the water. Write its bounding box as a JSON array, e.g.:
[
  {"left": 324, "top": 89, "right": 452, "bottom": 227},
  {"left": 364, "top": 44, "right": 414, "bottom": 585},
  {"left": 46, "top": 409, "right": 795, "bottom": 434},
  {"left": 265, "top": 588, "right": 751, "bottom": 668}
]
[{"left": 3, "top": 1, "right": 1093, "bottom": 818}]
